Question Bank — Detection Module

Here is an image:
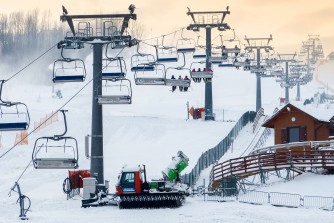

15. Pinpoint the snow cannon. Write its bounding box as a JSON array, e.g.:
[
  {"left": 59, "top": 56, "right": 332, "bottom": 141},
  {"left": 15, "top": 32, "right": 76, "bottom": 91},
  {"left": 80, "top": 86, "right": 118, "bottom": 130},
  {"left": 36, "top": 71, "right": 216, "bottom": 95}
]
[{"left": 162, "top": 151, "right": 189, "bottom": 181}]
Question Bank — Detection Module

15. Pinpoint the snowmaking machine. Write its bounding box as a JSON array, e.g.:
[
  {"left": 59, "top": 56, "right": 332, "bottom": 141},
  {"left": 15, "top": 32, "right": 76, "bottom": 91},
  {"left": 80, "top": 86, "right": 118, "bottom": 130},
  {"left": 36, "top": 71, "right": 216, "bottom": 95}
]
[
  {"left": 116, "top": 151, "right": 191, "bottom": 208},
  {"left": 81, "top": 151, "right": 190, "bottom": 208}
]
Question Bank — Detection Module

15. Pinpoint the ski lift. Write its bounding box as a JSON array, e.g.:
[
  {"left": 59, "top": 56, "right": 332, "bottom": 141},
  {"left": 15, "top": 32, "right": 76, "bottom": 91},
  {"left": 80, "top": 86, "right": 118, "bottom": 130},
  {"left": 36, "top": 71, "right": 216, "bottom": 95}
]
[
  {"left": 131, "top": 43, "right": 156, "bottom": 71},
  {"left": 156, "top": 36, "right": 178, "bottom": 63},
  {"left": 176, "top": 29, "right": 196, "bottom": 53},
  {"left": 97, "top": 78, "right": 132, "bottom": 104},
  {"left": 165, "top": 67, "right": 191, "bottom": 90},
  {"left": 32, "top": 110, "right": 79, "bottom": 169},
  {"left": 102, "top": 57, "right": 127, "bottom": 80},
  {"left": 0, "top": 80, "right": 30, "bottom": 131},
  {"left": 53, "top": 47, "right": 87, "bottom": 82},
  {"left": 134, "top": 63, "right": 166, "bottom": 85},
  {"left": 190, "top": 61, "right": 213, "bottom": 82}
]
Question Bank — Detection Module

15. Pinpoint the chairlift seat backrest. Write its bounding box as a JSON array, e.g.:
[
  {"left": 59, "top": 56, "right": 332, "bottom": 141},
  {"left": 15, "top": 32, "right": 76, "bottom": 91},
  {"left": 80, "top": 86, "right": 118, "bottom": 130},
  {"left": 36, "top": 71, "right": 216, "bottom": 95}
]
[
  {"left": 34, "top": 158, "right": 78, "bottom": 169},
  {"left": 53, "top": 58, "right": 87, "bottom": 83},
  {"left": 0, "top": 122, "right": 28, "bottom": 131},
  {"left": 177, "top": 48, "right": 196, "bottom": 53},
  {"left": 131, "top": 65, "right": 155, "bottom": 72},
  {"left": 0, "top": 101, "right": 30, "bottom": 131},
  {"left": 165, "top": 79, "right": 191, "bottom": 87},
  {"left": 210, "top": 56, "right": 224, "bottom": 64},
  {"left": 97, "top": 95, "right": 132, "bottom": 104},
  {"left": 190, "top": 71, "right": 213, "bottom": 79},
  {"left": 218, "top": 63, "right": 235, "bottom": 68},
  {"left": 234, "top": 61, "right": 244, "bottom": 67},
  {"left": 53, "top": 75, "right": 85, "bottom": 82},
  {"left": 193, "top": 54, "right": 206, "bottom": 59},
  {"left": 157, "top": 57, "right": 178, "bottom": 63},
  {"left": 101, "top": 72, "right": 126, "bottom": 80},
  {"left": 223, "top": 48, "right": 241, "bottom": 54},
  {"left": 135, "top": 78, "right": 165, "bottom": 85},
  {"left": 98, "top": 79, "right": 132, "bottom": 103}
]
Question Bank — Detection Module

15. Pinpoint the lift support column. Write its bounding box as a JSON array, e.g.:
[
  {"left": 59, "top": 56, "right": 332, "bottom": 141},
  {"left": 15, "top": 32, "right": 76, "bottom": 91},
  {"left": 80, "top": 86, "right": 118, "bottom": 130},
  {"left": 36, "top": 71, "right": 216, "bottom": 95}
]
[
  {"left": 91, "top": 43, "right": 104, "bottom": 183},
  {"left": 205, "top": 25, "right": 214, "bottom": 120}
]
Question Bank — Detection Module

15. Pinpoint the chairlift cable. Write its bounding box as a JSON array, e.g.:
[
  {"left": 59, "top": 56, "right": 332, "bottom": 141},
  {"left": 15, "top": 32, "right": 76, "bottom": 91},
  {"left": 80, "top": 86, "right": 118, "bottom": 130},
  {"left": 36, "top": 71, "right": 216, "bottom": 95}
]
[
  {"left": 14, "top": 159, "right": 33, "bottom": 184},
  {"left": 6, "top": 43, "right": 58, "bottom": 82},
  {"left": 140, "top": 27, "right": 185, "bottom": 43},
  {"left": 0, "top": 47, "right": 125, "bottom": 161}
]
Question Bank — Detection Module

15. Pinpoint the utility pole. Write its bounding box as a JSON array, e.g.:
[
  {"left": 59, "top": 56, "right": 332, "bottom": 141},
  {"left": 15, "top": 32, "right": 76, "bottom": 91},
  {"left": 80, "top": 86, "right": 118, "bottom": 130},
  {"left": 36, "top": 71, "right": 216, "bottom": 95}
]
[
  {"left": 60, "top": 5, "right": 137, "bottom": 184},
  {"left": 187, "top": 7, "right": 230, "bottom": 121},
  {"left": 244, "top": 36, "right": 273, "bottom": 111},
  {"left": 276, "top": 53, "right": 296, "bottom": 104}
]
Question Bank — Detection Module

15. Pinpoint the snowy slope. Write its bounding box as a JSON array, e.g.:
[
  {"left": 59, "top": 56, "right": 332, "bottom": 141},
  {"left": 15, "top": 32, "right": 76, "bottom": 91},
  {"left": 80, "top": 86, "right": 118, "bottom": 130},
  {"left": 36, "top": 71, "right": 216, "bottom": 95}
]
[{"left": 1, "top": 49, "right": 334, "bottom": 223}]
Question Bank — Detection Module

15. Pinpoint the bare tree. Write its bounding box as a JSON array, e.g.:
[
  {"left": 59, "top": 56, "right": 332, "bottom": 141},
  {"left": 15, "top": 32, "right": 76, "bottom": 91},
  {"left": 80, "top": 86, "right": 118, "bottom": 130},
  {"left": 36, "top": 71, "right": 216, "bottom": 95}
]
[{"left": 129, "top": 21, "right": 147, "bottom": 40}]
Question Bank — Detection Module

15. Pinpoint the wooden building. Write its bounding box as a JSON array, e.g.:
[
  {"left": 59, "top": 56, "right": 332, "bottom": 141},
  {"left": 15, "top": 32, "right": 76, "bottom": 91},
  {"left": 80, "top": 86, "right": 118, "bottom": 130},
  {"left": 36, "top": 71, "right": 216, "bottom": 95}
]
[{"left": 263, "top": 103, "right": 334, "bottom": 145}]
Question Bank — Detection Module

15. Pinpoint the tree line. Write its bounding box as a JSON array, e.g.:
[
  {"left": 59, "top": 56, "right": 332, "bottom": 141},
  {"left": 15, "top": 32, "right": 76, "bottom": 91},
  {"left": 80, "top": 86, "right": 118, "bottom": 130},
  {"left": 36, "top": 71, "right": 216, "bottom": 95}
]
[{"left": 0, "top": 9, "right": 64, "bottom": 61}]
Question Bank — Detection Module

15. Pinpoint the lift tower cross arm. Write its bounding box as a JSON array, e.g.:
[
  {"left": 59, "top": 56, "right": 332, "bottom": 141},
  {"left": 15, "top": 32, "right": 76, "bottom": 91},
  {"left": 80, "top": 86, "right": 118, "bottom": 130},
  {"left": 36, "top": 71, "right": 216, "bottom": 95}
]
[
  {"left": 186, "top": 7, "right": 230, "bottom": 31},
  {"left": 60, "top": 5, "right": 136, "bottom": 39}
]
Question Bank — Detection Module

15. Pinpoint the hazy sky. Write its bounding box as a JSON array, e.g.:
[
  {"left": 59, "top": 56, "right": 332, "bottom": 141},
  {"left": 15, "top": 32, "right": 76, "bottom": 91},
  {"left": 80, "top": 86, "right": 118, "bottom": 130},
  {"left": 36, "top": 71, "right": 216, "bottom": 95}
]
[{"left": 1, "top": 0, "right": 334, "bottom": 54}]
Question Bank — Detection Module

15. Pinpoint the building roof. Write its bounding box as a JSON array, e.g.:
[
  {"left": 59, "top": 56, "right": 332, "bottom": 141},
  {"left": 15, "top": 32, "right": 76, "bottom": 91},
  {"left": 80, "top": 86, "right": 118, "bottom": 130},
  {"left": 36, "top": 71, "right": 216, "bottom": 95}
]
[{"left": 263, "top": 103, "right": 334, "bottom": 128}]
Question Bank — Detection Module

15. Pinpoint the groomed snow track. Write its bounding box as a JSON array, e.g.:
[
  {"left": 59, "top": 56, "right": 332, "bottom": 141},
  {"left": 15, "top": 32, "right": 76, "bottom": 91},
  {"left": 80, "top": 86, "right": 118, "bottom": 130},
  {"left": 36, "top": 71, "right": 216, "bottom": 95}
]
[{"left": 118, "top": 193, "right": 185, "bottom": 209}]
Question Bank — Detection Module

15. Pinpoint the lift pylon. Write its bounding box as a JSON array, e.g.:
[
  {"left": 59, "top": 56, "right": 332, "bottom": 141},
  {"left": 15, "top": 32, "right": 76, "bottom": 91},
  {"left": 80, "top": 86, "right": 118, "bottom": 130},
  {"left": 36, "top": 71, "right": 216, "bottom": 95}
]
[
  {"left": 60, "top": 5, "right": 137, "bottom": 184},
  {"left": 186, "top": 6, "right": 231, "bottom": 120},
  {"left": 244, "top": 35, "right": 273, "bottom": 112}
]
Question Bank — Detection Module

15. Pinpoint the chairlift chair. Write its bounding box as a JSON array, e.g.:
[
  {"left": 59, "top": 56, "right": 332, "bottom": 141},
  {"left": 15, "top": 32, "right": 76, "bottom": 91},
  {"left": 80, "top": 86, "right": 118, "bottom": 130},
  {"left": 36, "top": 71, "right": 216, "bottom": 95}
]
[
  {"left": 176, "top": 29, "right": 196, "bottom": 53},
  {"left": 52, "top": 48, "right": 87, "bottom": 83},
  {"left": 190, "top": 61, "right": 213, "bottom": 82},
  {"left": 165, "top": 67, "right": 191, "bottom": 89},
  {"left": 97, "top": 78, "right": 132, "bottom": 104},
  {"left": 156, "top": 36, "right": 179, "bottom": 63},
  {"left": 130, "top": 54, "right": 156, "bottom": 71},
  {"left": 156, "top": 46, "right": 179, "bottom": 63},
  {"left": 131, "top": 42, "right": 156, "bottom": 71},
  {"left": 176, "top": 38, "right": 196, "bottom": 53},
  {"left": 210, "top": 46, "right": 225, "bottom": 64},
  {"left": 102, "top": 57, "right": 127, "bottom": 80},
  {"left": 32, "top": 110, "right": 79, "bottom": 169},
  {"left": 134, "top": 63, "right": 166, "bottom": 85},
  {"left": 0, "top": 80, "right": 30, "bottom": 131}
]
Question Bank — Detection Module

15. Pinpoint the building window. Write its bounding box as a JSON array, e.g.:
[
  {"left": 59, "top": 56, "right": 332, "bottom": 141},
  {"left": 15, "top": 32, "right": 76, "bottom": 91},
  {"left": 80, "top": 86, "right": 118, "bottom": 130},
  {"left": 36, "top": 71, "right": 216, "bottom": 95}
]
[
  {"left": 281, "top": 126, "right": 307, "bottom": 143},
  {"left": 330, "top": 123, "right": 334, "bottom": 136},
  {"left": 289, "top": 127, "right": 299, "bottom": 143}
]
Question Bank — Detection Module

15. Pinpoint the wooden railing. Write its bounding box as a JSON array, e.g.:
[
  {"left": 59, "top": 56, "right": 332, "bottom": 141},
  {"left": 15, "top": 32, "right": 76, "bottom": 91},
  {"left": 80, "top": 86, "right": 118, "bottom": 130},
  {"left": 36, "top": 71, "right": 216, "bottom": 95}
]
[{"left": 210, "top": 148, "right": 334, "bottom": 190}]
